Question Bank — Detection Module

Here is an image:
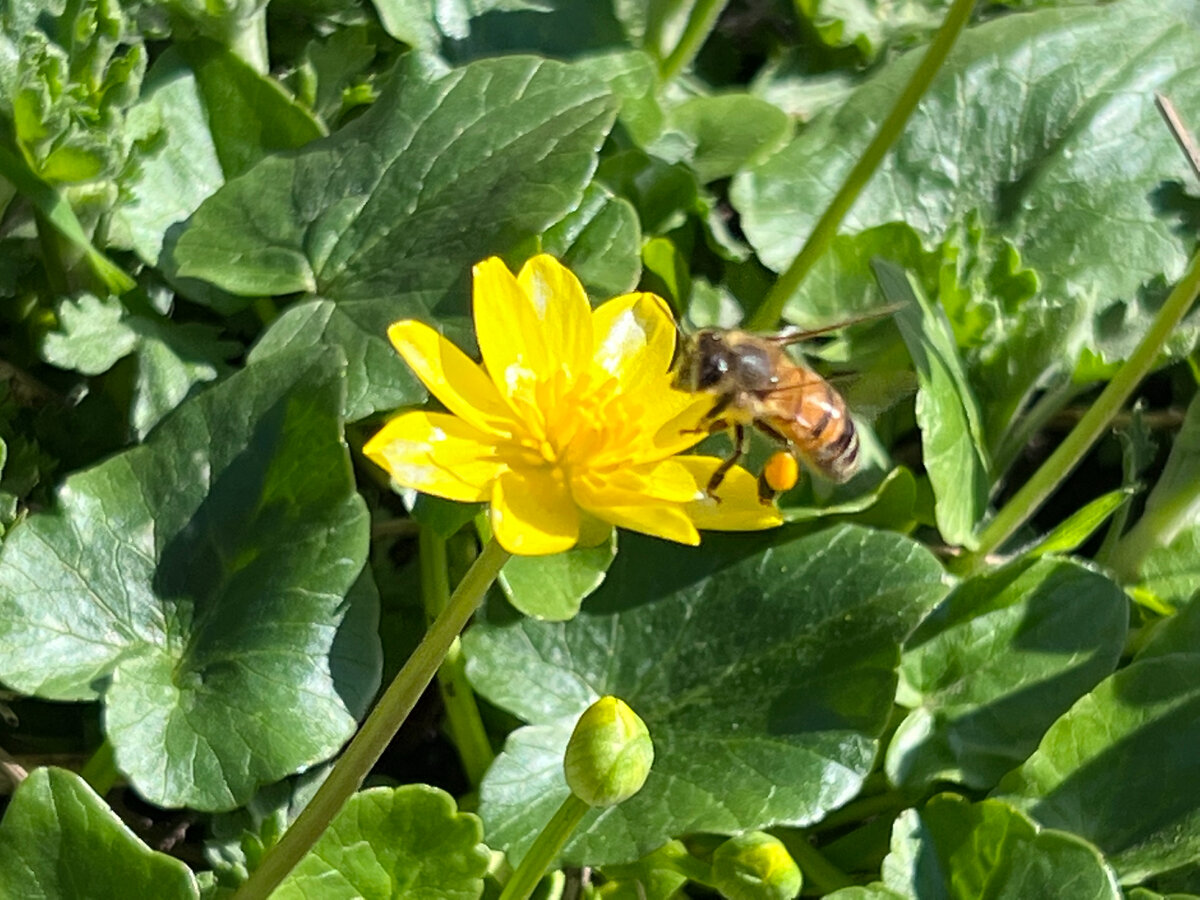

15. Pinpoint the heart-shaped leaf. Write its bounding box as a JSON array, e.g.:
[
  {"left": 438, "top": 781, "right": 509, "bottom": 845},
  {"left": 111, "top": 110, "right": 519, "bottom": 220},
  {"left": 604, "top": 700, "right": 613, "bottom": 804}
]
[
  {"left": 273, "top": 785, "right": 490, "bottom": 900},
  {"left": 888, "top": 557, "right": 1127, "bottom": 790},
  {"left": 465, "top": 524, "right": 948, "bottom": 865},
  {"left": 880, "top": 795, "right": 1121, "bottom": 900},
  {"left": 0, "top": 347, "right": 375, "bottom": 810},
  {"left": 170, "top": 54, "right": 618, "bottom": 420},
  {"left": 995, "top": 651, "right": 1200, "bottom": 882},
  {"left": 733, "top": 0, "right": 1200, "bottom": 370}
]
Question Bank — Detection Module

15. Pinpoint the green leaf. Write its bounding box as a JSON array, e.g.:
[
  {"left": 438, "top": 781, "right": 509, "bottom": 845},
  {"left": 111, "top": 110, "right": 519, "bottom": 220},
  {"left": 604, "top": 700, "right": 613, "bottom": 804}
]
[
  {"left": 41, "top": 293, "right": 137, "bottom": 375},
  {"left": 888, "top": 557, "right": 1127, "bottom": 790},
  {"left": 648, "top": 94, "right": 792, "bottom": 183},
  {"left": 0, "top": 142, "right": 134, "bottom": 293},
  {"left": 108, "top": 49, "right": 224, "bottom": 266},
  {"left": 795, "top": 0, "right": 949, "bottom": 58},
  {"left": 881, "top": 795, "right": 1120, "bottom": 900},
  {"left": 465, "top": 525, "right": 948, "bottom": 865},
  {"left": 273, "top": 785, "right": 491, "bottom": 899},
  {"left": 876, "top": 259, "right": 988, "bottom": 548},
  {"left": 733, "top": 0, "right": 1200, "bottom": 373},
  {"left": 1024, "top": 488, "right": 1135, "bottom": 559},
  {"left": 995, "top": 653, "right": 1200, "bottom": 882},
  {"left": 171, "top": 54, "right": 617, "bottom": 420},
  {"left": 0, "top": 348, "right": 375, "bottom": 811},
  {"left": 595, "top": 841, "right": 691, "bottom": 900},
  {"left": 499, "top": 531, "right": 617, "bottom": 621},
  {"left": 176, "top": 39, "right": 326, "bottom": 178},
  {"left": 541, "top": 183, "right": 642, "bottom": 298},
  {"left": 1111, "top": 392, "right": 1200, "bottom": 594},
  {"left": 40, "top": 293, "right": 237, "bottom": 438},
  {"left": 826, "top": 888, "right": 908, "bottom": 900},
  {"left": 205, "top": 765, "right": 330, "bottom": 888},
  {"left": 0, "top": 767, "right": 199, "bottom": 899}
]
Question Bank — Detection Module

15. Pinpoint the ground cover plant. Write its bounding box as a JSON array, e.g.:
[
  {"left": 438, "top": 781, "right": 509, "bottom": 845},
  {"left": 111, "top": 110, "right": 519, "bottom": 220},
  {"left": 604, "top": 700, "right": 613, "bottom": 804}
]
[{"left": 1, "top": 0, "right": 1200, "bottom": 897}]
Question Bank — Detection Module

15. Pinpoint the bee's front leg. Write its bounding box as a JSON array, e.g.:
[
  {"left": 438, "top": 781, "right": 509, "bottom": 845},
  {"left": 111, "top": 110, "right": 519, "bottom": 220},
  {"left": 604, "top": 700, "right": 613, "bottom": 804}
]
[{"left": 706, "top": 423, "right": 748, "bottom": 498}]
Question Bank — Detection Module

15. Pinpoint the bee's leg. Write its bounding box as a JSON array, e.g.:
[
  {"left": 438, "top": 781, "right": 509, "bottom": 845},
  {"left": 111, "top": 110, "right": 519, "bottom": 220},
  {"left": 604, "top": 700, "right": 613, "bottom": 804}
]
[
  {"left": 757, "top": 472, "right": 777, "bottom": 504},
  {"left": 706, "top": 393, "right": 734, "bottom": 421},
  {"left": 706, "top": 424, "right": 747, "bottom": 497},
  {"left": 685, "top": 394, "right": 736, "bottom": 435},
  {"left": 753, "top": 420, "right": 789, "bottom": 445}
]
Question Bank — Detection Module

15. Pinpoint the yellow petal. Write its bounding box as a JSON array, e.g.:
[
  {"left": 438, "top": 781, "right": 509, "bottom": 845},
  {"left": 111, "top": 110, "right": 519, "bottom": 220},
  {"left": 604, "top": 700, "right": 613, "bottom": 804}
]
[
  {"left": 588, "top": 501, "right": 700, "bottom": 546},
  {"left": 473, "top": 257, "right": 550, "bottom": 398},
  {"left": 490, "top": 467, "right": 579, "bottom": 556},
  {"left": 591, "top": 292, "right": 677, "bottom": 396},
  {"left": 675, "top": 456, "right": 784, "bottom": 531},
  {"left": 518, "top": 255, "right": 594, "bottom": 381},
  {"left": 387, "top": 320, "right": 520, "bottom": 435},
  {"left": 581, "top": 460, "right": 701, "bottom": 506},
  {"left": 364, "top": 412, "right": 504, "bottom": 502}
]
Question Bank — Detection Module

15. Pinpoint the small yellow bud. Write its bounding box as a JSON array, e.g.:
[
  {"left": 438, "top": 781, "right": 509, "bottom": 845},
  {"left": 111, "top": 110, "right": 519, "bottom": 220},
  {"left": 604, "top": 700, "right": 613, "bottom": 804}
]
[
  {"left": 711, "top": 832, "right": 802, "bottom": 900},
  {"left": 563, "top": 696, "right": 653, "bottom": 808}
]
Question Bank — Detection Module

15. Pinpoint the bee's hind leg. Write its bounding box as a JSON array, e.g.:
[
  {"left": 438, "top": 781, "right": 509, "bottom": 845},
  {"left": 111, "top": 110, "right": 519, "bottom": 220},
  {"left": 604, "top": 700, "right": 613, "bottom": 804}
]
[{"left": 706, "top": 424, "right": 748, "bottom": 498}]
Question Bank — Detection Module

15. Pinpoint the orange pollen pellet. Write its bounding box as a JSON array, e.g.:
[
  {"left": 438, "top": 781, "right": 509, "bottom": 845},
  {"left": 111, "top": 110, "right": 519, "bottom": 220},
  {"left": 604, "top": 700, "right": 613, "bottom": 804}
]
[{"left": 763, "top": 451, "right": 800, "bottom": 493}]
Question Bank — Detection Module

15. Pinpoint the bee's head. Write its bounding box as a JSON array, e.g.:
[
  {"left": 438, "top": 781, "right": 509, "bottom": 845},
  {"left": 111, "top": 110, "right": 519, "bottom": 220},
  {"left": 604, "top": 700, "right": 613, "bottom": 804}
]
[{"left": 672, "top": 329, "right": 735, "bottom": 392}]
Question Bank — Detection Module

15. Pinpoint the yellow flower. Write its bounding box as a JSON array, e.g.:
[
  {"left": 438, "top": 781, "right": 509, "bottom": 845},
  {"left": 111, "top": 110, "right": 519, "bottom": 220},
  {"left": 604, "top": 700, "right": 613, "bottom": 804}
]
[{"left": 364, "top": 255, "right": 781, "bottom": 555}]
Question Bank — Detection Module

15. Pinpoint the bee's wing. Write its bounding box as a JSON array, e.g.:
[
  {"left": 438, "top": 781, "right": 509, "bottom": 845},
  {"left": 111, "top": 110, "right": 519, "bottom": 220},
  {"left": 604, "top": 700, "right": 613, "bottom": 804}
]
[
  {"left": 764, "top": 303, "right": 905, "bottom": 345},
  {"left": 830, "top": 370, "right": 918, "bottom": 421}
]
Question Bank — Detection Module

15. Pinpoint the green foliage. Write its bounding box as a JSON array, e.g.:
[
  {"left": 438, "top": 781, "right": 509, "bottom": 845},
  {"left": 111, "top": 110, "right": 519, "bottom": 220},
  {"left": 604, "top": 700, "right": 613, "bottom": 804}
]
[
  {"left": 0, "top": 767, "right": 199, "bottom": 899},
  {"left": 274, "top": 785, "right": 490, "bottom": 899},
  {"left": 466, "top": 526, "right": 948, "bottom": 864},
  {"left": 2, "top": 0, "right": 1200, "bottom": 896}
]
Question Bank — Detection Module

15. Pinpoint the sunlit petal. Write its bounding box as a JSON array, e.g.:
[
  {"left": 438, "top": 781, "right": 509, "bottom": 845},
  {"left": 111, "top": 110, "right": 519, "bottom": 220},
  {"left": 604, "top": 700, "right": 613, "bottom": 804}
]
[
  {"left": 584, "top": 501, "right": 700, "bottom": 546},
  {"left": 518, "top": 255, "right": 594, "bottom": 381},
  {"left": 591, "top": 292, "right": 677, "bottom": 395},
  {"left": 473, "top": 257, "right": 550, "bottom": 399},
  {"left": 491, "top": 467, "right": 579, "bottom": 555},
  {"left": 387, "top": 320, "right": 520, "bottom": 435},
  {"left": 581, "top": 460, "right": 701, "bottom": 505},
  {"left": 675, "top": 456, "right": 784, "bottom": 530},
  {"left": 364, "top": 412, "right": 504, "bottom": 502}
]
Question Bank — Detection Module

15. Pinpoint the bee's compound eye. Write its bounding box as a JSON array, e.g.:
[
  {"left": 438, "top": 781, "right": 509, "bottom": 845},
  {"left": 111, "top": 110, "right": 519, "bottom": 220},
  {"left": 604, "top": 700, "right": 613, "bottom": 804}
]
[
  {"left": 695, "top": 332, "right": 729, "bottom": 388},
  {"left": 763, "top": 451, "right": 800, "bottom": 493}
]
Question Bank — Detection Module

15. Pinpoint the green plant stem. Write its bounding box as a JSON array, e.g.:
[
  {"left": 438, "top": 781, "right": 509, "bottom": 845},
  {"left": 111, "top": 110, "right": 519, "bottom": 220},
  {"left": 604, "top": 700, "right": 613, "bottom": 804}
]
[
  {"left": 0, "top": 143, "right": 134, "bottom": 293},
  {"left": 499, "top": 793, "right": 590, "bottom": 900},
  {"left": 965, "top": 246, "right": 1200, "bottom": 569},
  {"left": 231, "top": 538, "right": 511, "bottom": 900},
  {"left": 419, "top": 530, "right": 495, "bottom": 787},
  {"left": 746, "top": 0, "right": 977, "bottom": 332},
  {"left": 989, "top": 379, "right": 1088, "bottom": 482},
  {"left": 659, "top": 0, "right": 728, "bottom": 82},
  {"left": 809, "top": 790, "right": 909, "bottom": 833},
  {"left": 80, "top": 739, "right": 118, "bottom": 795},
  {"left": 786, "top": 836, "right": 854, "bottom": 895}
]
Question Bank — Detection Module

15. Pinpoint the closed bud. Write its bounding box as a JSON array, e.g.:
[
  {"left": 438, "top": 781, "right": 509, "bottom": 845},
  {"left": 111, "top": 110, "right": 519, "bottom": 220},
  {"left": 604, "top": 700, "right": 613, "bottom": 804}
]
[
  {"left": 711, "top": 832, "right": 802, "bottom": 900},
  {"left": 563, "top": 696, "right": 653, "bottom": 808}
]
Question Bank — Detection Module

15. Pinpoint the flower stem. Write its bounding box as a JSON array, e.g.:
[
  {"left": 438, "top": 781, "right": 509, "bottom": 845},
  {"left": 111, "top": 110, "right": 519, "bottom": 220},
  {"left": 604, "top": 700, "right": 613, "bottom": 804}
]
[
  {"left": 230, "top": 538, "right": 511, "bottom": 900},
  {"left": 420, "top": 530, "right": 495, "bottom": 787},
  {"left": 783, "top": 835, "right": 853, "bottom": 894},
  {"left": 658, "top": 0, "right": 728, "bottom": 83},
  {"left": 746, "top": 0, "right": 977, "bottom": 332},
  {"left": 964, "top": 245, "right": 1200, "bottom": 569},
  {"left": 498, "top": 793, "right": 590, "bottom": 900},
  {"left": 80, "top": 739, "right": 118, "bottom": 795}
]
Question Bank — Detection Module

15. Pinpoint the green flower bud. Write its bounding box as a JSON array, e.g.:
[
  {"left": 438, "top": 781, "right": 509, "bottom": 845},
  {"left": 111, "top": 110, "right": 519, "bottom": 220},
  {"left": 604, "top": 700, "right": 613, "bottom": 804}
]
[
  {"left": 710, "top": 832, "right": 802, "bottom": 900},
  {"left": 563, "top": 696, "right": 653, "bottom": 808}
]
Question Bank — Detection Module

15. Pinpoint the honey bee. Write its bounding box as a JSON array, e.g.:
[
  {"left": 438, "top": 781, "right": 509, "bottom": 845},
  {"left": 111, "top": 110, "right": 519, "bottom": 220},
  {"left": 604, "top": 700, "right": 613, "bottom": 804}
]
[{"left": 673, "top": 310, "right": 895, "bottom": 501}]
